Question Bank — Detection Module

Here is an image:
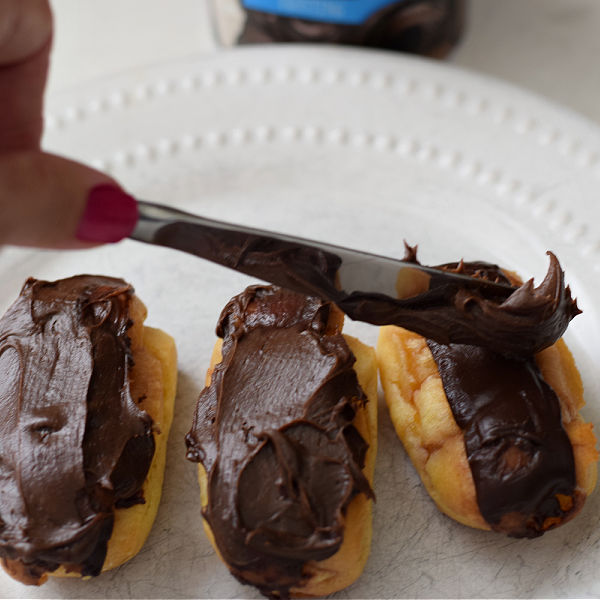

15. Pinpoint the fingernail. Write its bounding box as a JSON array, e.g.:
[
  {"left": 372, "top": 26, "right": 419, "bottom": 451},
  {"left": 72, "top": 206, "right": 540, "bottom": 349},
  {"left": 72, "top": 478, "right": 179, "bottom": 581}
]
[{"left": 76, "top": 184, "right": 138, "bottom": 243}]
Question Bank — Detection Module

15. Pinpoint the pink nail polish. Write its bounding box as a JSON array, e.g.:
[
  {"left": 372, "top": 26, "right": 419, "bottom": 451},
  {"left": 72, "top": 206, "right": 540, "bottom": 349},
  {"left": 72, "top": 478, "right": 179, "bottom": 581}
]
[{"left": 76, "top": 184, "right": 138, "bottom": 243}]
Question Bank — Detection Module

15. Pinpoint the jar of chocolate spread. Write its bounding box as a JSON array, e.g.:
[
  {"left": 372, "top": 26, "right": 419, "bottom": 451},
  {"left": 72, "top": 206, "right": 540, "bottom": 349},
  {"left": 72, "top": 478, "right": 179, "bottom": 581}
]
[{"left": 211, "top": 0, "right": 466, "bottom": 58}]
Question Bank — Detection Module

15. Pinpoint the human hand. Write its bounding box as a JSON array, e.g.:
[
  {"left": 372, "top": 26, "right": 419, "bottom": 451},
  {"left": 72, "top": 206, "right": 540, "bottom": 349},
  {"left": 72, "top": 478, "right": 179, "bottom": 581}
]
[{"left": 0, "top": 0, "right": 137, "bottom": 248}]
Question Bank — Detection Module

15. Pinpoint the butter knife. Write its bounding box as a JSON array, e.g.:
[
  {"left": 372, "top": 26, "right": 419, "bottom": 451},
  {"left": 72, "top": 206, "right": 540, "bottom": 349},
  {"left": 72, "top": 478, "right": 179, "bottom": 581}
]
[{"left": 130, "top": 201, "right": 574, "bottom": 355}]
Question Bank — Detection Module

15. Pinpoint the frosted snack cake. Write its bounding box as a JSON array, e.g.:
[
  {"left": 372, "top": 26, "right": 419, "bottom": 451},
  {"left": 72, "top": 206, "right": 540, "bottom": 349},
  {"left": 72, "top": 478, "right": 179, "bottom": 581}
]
[
  {"left": 0, "top": 275, "right": 177, "bottom": 584},
  {"left": 377, "top": 251, "right": 597, "bottom": 537},
  {"left": 186, "top": 285, "right": 377, "bottom": 598}
]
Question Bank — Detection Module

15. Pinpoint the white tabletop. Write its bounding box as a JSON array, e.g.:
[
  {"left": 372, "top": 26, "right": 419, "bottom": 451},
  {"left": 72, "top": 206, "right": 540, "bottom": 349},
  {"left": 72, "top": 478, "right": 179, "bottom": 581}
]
[{"left": 48, "top": 0, "right": 600, "bottom": 125}]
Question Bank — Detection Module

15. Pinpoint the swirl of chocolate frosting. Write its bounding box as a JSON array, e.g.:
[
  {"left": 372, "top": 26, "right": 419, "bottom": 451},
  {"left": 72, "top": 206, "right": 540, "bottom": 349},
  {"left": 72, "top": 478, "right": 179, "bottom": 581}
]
[
  {"left": 0, "top": 276, "right": 154, "bottom": 584},
  {"left": 336, "top": 245, "right": 580, "bottom": 358},
  {"left": 185, "top": 285, "right": 373, "bottom": 599}
]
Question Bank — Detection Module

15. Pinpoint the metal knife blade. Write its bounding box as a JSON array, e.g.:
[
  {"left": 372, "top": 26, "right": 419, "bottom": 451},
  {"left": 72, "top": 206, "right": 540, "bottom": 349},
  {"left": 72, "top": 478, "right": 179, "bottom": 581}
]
[{"left": 130, "top": 200, "right": 515, "bottom": 316}]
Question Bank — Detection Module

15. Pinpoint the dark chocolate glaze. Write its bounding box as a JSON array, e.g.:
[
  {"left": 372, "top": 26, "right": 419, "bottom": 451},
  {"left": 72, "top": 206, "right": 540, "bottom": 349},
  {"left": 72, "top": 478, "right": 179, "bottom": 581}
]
[
  {"left": 424, "top": 260, "right": 577, "bottom": 537},
  {"left": 185, "top": 285, "right": 373, "bottom": 599},
  {"left": 239, "top": 0, "right": 466, "bottom": 58},
  {"left": 337, "top": 245, "right": 580, "bottom": 358},
  {"left": 0, "top": 276, "right": 154, "bottom": 583},
  {"left": 428, "top": 340, "right": 577, "bottom": 537},
  {"left": 153, "top": 219, "right": 580, "bottom": 357}
]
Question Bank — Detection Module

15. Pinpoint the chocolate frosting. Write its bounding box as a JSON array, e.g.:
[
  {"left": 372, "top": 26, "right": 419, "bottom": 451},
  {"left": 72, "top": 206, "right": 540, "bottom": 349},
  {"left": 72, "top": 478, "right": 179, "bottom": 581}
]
[
  {"left": 338, "top": 245, "right": 580, "bottom": 358},
  {"left": 239, "top": 0, "right": 465, "bottom": 58},
  {"left": 185, "top": 285, "right": 373, "bottom": 598},
  {"left": 423, "top": 259, "right": 577, "bottom": 537},
  {"left": 152, "top": 217, "right": 579, "bottom": 357},
  {"left": 428, "top": 340, "right": 577, "bottom": 537},
  {"left": 0, "top": 276, "right": 154, "bottom": 583}
]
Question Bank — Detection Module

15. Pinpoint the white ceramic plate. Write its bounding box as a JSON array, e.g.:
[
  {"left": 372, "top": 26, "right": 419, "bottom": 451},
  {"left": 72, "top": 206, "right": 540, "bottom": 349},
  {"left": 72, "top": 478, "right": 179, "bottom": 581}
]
[{"left": 2, "top": 46, "right": 600, "bottom": 599}]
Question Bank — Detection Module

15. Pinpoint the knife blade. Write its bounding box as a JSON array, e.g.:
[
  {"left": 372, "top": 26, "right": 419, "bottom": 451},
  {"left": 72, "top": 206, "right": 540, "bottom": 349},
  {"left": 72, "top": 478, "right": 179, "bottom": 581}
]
[
  {"left": 129, "top": 201, "right": 580, "bottom": 356},
  {"left": 130, "top": 200, "right": 531, "bottom": 338},
  {"left": 131, "top": 200, "right": 515, "bottom": 300}
]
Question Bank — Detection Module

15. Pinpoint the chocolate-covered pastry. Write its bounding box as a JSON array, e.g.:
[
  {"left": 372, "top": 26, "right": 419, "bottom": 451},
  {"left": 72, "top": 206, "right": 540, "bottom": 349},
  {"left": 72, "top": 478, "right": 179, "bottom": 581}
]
[
  {"left": 186, "top": 285, "right": 377, "bottom": 598},
  {"left": 0, "top": 276, "right": 177, "bottom": 585},
  {"left": 377, "top": 256, "right": 597, "bottom": 537}
]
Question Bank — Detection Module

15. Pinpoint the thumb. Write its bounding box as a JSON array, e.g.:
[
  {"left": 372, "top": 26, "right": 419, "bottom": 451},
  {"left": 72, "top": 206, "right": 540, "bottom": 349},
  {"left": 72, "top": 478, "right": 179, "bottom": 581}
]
[{"left": 0, "top": 151, "right": 138, "bottom": 248}]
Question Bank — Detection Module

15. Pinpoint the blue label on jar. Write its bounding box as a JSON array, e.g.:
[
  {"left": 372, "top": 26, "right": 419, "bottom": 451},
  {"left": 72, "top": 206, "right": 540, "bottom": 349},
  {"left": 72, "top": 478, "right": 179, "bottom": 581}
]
[{"left": 242, "top": 0, "right": 404, "bottom": 25}]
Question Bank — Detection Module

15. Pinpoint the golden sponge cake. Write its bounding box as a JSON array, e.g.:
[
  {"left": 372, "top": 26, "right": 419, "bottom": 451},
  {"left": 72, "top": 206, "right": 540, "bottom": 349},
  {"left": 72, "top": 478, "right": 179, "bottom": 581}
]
[
  {"left": 186, "top": 285, "right": 377, "bottom": 598},
  {"left": 377, "top": 325, "right": 597, "bottom": 536},
  {"left": 0, "top": 276, "right": 177, "bottom": 584}
]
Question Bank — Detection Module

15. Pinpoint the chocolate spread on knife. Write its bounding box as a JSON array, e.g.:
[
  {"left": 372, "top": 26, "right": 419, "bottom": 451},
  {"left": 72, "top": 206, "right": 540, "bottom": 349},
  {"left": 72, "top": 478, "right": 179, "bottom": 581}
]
[
  {"left": 425, "top": 260, "right": 577, "bottom": 538},
  {"left": 152, "top": 218, "right": 579, "bottom": 357},
  {"left": 0, "top": 276, "right": 154, "bottom": 584},
  {"left": 335, "top": 246, "right": 580, "bottom": 358},
  {"left": 185, "top": 285, "right": 373, "bottom": 598}
]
